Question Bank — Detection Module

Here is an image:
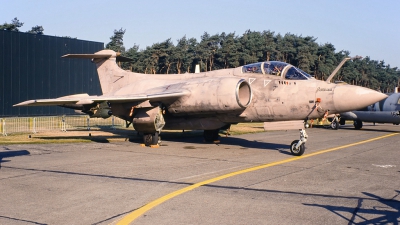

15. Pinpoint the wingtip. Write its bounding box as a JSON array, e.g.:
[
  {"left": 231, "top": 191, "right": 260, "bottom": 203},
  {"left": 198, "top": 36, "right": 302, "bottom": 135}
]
[{"left": 13, "top": 100, "right": 36, "bottom": 107}]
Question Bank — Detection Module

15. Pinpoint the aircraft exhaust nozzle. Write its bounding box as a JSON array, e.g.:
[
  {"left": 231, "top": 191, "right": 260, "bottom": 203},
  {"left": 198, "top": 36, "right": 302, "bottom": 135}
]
[{"left": 333, "top": 85, "right": 388, "bottom": 112}]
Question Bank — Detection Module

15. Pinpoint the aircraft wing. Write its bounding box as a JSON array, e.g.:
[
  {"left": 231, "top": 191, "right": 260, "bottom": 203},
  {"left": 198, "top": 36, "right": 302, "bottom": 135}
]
[{"left": 14, "top": 91, "right": 189, "bottom": 107}]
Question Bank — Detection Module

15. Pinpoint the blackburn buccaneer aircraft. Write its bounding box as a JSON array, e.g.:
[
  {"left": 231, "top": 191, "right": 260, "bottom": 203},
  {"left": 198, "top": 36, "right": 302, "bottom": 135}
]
[
  {"left": 14, "top": 50, "right": 387, "bottom": 156},
  {"left": 338, "top": 91, "right": 400, "bottom": 129}
]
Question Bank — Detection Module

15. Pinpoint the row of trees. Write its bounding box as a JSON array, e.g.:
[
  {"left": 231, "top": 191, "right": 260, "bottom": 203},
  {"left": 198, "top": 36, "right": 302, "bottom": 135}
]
[
  {"left": 106, "top": 29, "right": 400, "bottom": 93},
  {"left": 3, "top": 16, "right": 399, "bottom": 93},
  {"left": 0, "top": 17, "right": 44, "bottom": 34}
]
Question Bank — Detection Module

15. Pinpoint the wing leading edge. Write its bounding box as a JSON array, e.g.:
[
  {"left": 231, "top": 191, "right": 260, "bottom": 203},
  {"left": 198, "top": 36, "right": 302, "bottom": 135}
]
[{"left": 13, "top": 91, "right": 189, "bottom": 107}]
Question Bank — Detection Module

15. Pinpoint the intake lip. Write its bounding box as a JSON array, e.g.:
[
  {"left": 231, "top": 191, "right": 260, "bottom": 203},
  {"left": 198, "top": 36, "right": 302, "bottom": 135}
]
[{"left": 236, "top": 79, "right": 252, "bottom": 108}]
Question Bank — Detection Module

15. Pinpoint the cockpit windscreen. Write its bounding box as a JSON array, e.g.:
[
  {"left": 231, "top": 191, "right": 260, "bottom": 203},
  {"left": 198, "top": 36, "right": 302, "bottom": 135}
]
[
  {"left": 242, "top": 61, "right": 313, "bottom": 80},
  {"left": 284, "top": 67, "right": 312, "bottom": 80},
  {"left": 242, "top": 63, "right": 263, "bottom": 74},
  {"left": 264, "top": 62, "right": 288, "bottom": 76}
]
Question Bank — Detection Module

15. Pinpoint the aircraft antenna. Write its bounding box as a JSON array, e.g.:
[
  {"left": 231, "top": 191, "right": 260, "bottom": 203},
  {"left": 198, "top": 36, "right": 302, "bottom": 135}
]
[
  {"left": 326, "top": 57, "right": 350, "bottom": 83},
  {"left": 326, "top": 56, "right": 362, "bottom": 83}
]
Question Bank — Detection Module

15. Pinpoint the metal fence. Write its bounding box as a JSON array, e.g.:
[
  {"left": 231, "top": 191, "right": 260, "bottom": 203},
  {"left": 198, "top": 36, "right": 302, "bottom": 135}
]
[{"left": 0, "top": 116, "right": 126, "bottom": 136}]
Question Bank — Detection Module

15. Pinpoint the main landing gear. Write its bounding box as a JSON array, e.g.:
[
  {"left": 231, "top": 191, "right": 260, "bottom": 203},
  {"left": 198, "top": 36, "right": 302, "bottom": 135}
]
[
  {"left": 203, "top": 129, "right": 220, "bottom": 143},
  {"left": 290, "top": 128, "right": 308, "bottom": 156},
  {"left": 132, "top": 106, "right": 165, "bottom": 147},
  {"left": 330, "top": 115, "right": 340, "bottom": 130},
  {"left": 203, "top": 125, "right": 231, "bottom": 143},
  {"left": 143, "top": 132, "right": 160, "bottom": 146},
  {"left": 353, "top": 120, "right": 363, "bottom": 130}
]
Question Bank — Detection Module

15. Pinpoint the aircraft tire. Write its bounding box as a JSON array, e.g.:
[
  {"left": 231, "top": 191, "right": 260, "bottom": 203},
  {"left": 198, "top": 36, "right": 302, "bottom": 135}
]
[
  {"left": 330, "top": 120, "right": 339, "bottom": 130},
  {"left": 203, "top": 129, "right": 219, "bottom": 142},
  {"left": 290, "top": 140, "right": 305, "bottom": 156},
  {"left": 353, "top": 120, "right": 363, "bottom": 130},
  {"left": 143, "top": 132, "right": 159, "bottom": 146}
]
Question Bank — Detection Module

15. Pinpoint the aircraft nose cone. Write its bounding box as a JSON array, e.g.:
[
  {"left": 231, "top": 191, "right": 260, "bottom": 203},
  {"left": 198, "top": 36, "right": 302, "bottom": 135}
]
[{"left": 333, "top": 85, "right": 387, "bottom": 112}]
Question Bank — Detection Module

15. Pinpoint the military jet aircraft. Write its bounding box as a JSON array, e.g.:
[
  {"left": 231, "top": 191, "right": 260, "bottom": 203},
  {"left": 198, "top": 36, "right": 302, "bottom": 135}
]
[
  {"left": 337, "top": 92, "right": 400, "bottom": 129},
  {"left": 14, "top": 50, "right": 387, "bottom": 156}
]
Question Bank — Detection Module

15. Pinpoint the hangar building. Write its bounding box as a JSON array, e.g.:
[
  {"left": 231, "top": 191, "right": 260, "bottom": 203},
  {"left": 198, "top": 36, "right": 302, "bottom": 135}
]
[{"left": 0, "top": 30, "right": 104, "bottom": 117}]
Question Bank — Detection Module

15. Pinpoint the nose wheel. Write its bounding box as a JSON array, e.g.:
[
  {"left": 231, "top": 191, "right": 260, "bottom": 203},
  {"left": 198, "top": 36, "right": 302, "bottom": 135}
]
[
  {"left": 290, "top": 128, "right": 308, "bottom": 156},
  {"left": 290, "top": 140, "right": 305, "bottom": 156}
]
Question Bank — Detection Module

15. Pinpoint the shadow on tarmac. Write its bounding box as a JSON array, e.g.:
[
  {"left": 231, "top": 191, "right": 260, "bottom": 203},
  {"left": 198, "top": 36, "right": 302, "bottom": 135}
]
[
  {"left": 202, "top": 183, "right": 400, "bottom": 225},
  {"left": 0, "top": 150, "right": 30, "bottom": 169},
  {"left": 303, "top": 191, "right": 400, "bottom": 224},
  {"left": 28, "top": 128, "right": 293, "bottom": 155},
  {"left": 92, "top": 179, "right": 400, "bottom": 224},
  {"left": 2, "top": 149, "right": 397, "bottom": 224},
  {"left": 128, "top": 132, "right": 292, "bottom": 154},
  {"left": 0, "top": 215, "right": 45, "bottom": 225}
]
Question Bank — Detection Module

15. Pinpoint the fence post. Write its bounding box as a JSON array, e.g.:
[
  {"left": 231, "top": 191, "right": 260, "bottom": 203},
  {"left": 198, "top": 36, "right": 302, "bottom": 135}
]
[
  {"left": 2, "top": 118, "right": 7, "bottom": 136},
  {"left": 61, "top": 116, "right": 67, "bottom": 132},
  {"left": 29, "top": 117, "right": 32, "bottom": 132},
  {"left": 33, "top": 117, "right": 37, "bottom": 133},
  {"left": 29, "top": 117, "right": 36, "bottom": 133},
  {"left": 87, "top": 116, "right": 90, "bottom": 131}
]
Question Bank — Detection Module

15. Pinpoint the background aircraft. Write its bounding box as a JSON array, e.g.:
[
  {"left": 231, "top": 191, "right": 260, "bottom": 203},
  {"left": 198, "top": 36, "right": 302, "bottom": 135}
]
[
  {"left": 14, "top": 50, "right": 387, "bottom": 155},
  {"left": 337, "top": 91, "right": 400, "bottom": 129}
]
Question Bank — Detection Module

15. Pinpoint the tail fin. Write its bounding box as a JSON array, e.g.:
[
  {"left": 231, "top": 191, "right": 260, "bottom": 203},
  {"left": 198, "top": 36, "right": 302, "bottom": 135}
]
[{"left": 62, "top": 50, "right": 132, "bottom": 95}]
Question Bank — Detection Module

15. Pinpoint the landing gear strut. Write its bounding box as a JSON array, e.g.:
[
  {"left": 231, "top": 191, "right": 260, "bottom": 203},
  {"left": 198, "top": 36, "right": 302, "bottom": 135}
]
[{"left": 290, "top": 128, "right": 308, "bottom": 156}]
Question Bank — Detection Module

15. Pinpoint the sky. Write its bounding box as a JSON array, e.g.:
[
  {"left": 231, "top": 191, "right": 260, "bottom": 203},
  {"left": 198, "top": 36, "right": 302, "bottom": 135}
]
[{"left": 2, "top": 0, "right": 400, "bottom": 68}]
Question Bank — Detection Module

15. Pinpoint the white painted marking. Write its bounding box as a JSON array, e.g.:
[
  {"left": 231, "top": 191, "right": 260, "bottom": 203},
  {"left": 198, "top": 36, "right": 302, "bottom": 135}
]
[
  {"left": 249, "top": 78, "right": 256, "bottom": 84},
  {"left": 372, "top": 164, "right": 396, "bottom": 168},
  {"left": 264, "top": 80, "right": 271, "bottom": 87}
]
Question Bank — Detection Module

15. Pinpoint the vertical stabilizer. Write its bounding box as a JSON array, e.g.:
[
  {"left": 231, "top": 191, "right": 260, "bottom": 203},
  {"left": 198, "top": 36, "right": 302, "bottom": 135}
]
[{"left": 62, "top": 50, "right": 131, "bottom": 95}]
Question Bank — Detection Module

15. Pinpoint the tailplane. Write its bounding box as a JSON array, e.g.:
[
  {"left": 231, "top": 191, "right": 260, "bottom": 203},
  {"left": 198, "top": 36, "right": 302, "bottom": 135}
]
[{"left": 62, "top": 50, "right": 132, "bottom": 95}]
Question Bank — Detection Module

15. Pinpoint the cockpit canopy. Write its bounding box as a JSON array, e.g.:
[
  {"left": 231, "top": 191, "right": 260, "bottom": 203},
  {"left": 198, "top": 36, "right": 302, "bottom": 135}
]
[{"left": 242, "top": 61, "right": 313, "bottom": 80}]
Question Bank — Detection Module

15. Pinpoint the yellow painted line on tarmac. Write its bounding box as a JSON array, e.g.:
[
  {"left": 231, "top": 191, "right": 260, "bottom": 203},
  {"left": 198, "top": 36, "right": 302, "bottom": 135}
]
[{"left": 116, "top": 132, "right": 399, "bottom": 225}]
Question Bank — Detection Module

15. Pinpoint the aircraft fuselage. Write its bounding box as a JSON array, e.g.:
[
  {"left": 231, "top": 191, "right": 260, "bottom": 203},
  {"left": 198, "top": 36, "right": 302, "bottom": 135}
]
[{"left": 107, "top": 62, "right": 385, "bottom": 130}]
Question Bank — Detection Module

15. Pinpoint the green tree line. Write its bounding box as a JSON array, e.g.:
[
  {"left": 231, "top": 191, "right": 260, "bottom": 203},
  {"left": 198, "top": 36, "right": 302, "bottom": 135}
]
[
  {"left": 0, "top": 17, "right": 43, "bottom": 34},
  {"left": 107, "top": 29, "right": 400, "bottom": 93},
  {"left": 3, "top": 16, "right": 398, "bottom": 93},
  {"left": 1, "top": 17, "right": 74, "bottom": 38}
]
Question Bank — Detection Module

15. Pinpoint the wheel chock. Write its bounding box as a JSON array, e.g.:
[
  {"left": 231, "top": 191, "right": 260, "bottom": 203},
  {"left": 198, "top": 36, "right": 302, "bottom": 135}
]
[{"left": 139, "top": 143, "right": 159, "bottom": 148}]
